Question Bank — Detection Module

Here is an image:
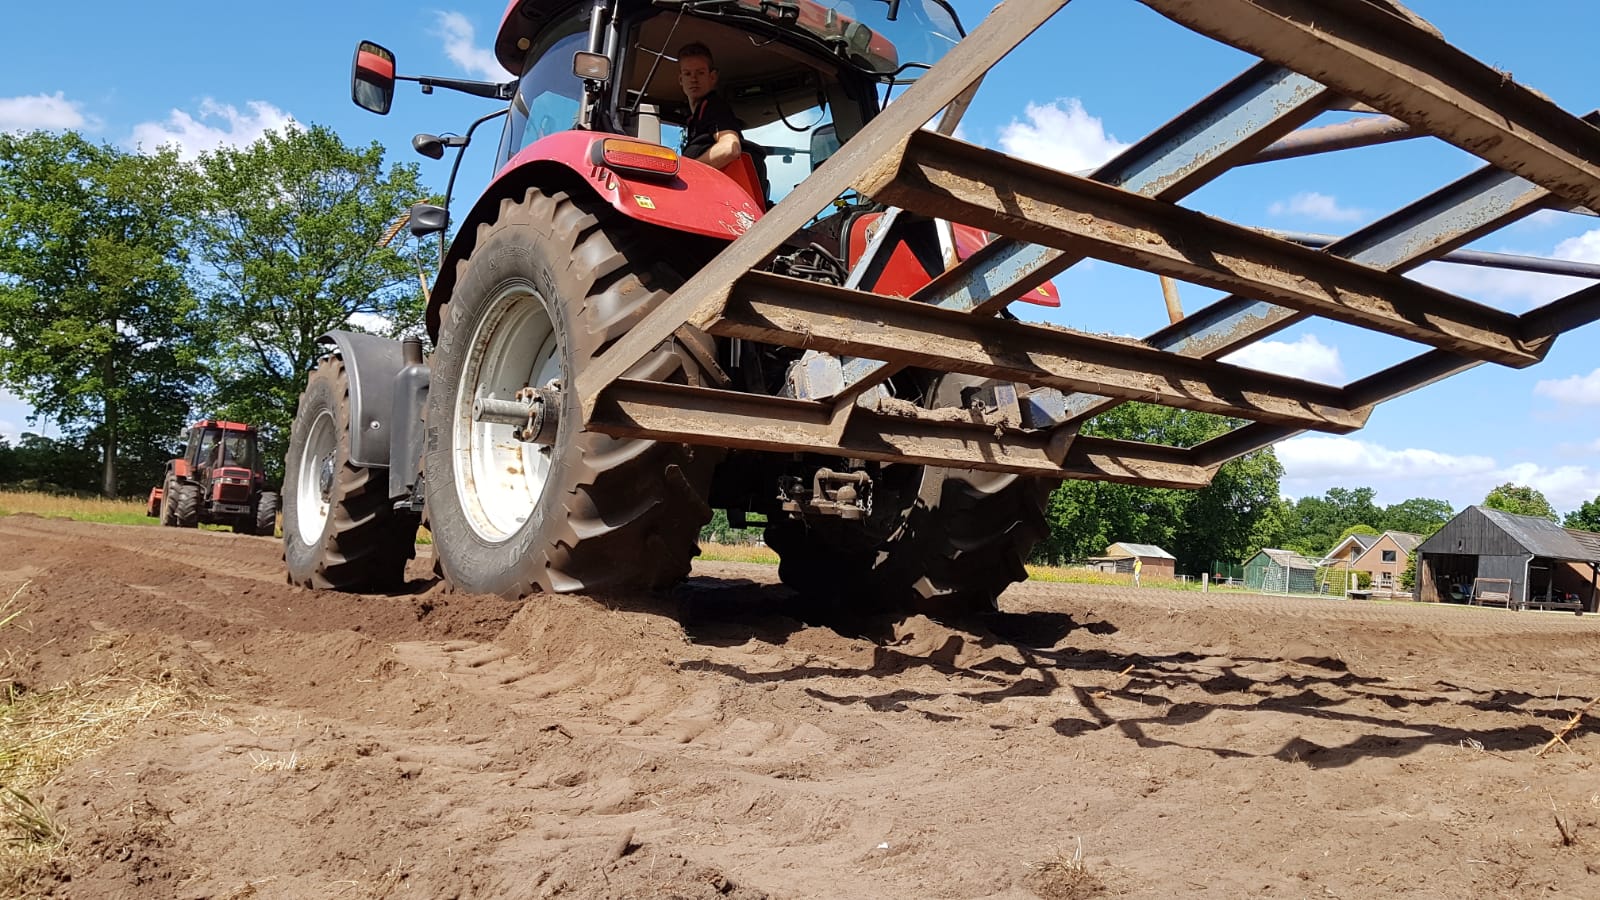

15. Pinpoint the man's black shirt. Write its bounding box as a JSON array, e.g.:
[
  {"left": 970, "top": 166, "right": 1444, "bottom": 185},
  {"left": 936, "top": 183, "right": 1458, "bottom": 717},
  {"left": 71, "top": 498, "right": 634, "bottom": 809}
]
[
  {"left": 681, "top": 92, "right": 769, "bottom": 201},
  {"left": 681, "top": 93, "right": 742, "bottom": 161}
]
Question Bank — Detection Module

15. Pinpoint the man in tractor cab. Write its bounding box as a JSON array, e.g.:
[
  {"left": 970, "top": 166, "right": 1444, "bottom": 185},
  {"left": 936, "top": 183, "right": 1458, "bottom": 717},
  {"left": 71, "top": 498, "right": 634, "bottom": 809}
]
[{"left": 677, "top": 42, "right": 768, "bottom": 205}]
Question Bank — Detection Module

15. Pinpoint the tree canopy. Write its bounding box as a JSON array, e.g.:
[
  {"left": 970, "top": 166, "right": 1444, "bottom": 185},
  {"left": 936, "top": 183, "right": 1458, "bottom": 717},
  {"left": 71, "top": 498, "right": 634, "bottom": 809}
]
[
  {"left": 1033, "top": 404, "right": 1283, "bottom": 575},
  {"left": 1564, "top": 497, "right": 1600, "bottom": 533},
  {"left": 191, "top": 124, "right": 437, "bottom": 474},
  {"left": 0, "top": 131, "right": 206, "bottom": 496},
  {"left": 1482, "top": 483, "right": 1557, "bottom": 521}
]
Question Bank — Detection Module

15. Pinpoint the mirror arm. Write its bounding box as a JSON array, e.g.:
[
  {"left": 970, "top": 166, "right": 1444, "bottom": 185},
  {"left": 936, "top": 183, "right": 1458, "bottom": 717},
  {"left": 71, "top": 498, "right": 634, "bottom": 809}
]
[
  {"left": 437, "top": 107, "right": 513, "bottom": 265},
  {"left": 399, "top": 74, "right": 518, "bottom": 101}
]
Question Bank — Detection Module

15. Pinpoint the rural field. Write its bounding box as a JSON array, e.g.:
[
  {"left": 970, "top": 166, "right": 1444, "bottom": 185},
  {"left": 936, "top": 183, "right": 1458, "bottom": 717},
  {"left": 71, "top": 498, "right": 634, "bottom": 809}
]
[{"left": 2, "top": 513, "right": 1598, "bottom": 898}]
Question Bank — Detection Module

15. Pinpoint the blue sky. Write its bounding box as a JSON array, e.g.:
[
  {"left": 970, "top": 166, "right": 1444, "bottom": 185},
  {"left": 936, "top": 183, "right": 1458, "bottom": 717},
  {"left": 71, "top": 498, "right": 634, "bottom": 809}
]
[{"left": 4, "top": 0, "right": 1600, "bottom": 517}]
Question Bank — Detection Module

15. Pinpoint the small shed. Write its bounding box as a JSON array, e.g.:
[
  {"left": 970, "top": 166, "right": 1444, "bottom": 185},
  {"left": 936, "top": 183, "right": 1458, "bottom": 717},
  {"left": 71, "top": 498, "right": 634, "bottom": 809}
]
[
  {"left": 1415, "top": 506, "right": 1600, "bottom": 611},
  {"left": 1244, "top": 548, "right": 1319, "bottom": 594},
  {"left": 1089, "top": 543, "right": 1177, "bottom": 580}
]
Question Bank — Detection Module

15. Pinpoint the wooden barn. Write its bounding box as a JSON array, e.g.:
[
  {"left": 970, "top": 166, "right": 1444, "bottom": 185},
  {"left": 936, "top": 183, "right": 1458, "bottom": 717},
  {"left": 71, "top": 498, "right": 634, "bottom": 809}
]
[
  {"left": 1088, "top": 543, "right": 1177, "bottom": 580},
  {"left": 1415, "top": 506, "right": 1600, "bottom": 611},
  {"left": 1244, "top": 549, "right": 1319, "bottom": 594}
]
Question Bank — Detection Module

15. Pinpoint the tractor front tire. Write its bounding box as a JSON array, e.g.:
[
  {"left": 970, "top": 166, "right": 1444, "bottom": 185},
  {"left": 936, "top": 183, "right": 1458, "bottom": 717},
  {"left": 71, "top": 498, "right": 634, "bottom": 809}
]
[
  {"left": 766, "top": 375, "right": 1051, "bottom": 620},
  {"left": 158, "top": 476, "right": 179, "bottom": 527},
  {"left": 283, "top": 356, "right": 417, "bottom": 590},
  {"left": 421, "top": 187, "right": 718, "bottom": 599},
  {"left": 171, "top": 482, "right": 202, "bottom": 529},
  {"left": 248, "top": 491, "right": 280, "bottom": 537}
]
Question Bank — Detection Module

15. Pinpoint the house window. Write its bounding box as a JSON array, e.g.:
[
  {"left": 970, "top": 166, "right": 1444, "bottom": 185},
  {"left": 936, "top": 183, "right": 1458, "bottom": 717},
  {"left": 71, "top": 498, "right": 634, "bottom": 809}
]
[
  {"left": 1380, "top": 572, "right": 1394, "bottom": 587},
  {"left": 1382, "top": 550, "right": 1396, "bottom": 562}
]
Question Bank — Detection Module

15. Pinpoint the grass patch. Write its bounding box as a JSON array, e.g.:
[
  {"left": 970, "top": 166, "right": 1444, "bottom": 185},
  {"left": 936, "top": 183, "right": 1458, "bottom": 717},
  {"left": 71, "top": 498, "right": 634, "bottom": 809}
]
[
  {"left": 0, "top": 490, "right": 154, "bottom": 527},
  {"left": 0, "top": 581, "right": 223, "bottom": 895},
  {"left": 698, "top": 542, "right": 780, "bottom": 565}
]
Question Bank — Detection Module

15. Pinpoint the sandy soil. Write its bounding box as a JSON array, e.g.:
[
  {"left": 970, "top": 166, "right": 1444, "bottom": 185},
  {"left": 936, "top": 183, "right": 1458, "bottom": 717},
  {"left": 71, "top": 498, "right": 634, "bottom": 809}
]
[{"left": 2, "top": 513, "right": 1598, "bottom": 898}]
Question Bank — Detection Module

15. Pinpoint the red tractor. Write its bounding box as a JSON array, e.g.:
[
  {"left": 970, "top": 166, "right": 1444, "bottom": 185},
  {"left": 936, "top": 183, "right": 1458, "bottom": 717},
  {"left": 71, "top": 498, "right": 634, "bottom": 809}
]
[
  {"left": 147, "top": 420, "right": 280, "bottom": 535},
  {"left": 280, "top": 1, "right": 1600, "bottom": 614}
]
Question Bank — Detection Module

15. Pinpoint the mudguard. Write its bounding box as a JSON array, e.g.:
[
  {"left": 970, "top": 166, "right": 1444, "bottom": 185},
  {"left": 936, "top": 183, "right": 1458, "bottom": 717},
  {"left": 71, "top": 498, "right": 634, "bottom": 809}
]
[
  {"left": 424, "top": 130, "right": 763, "bottom": 339},
  {"left": 318, "top": 330, "right": 406, "bottom": 469}
]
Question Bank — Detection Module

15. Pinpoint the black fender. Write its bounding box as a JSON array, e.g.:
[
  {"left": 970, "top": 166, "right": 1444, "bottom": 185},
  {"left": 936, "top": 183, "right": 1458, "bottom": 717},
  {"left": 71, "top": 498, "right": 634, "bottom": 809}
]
[{"left": 317, "top": 330, "right": 405, "bottom": 470}]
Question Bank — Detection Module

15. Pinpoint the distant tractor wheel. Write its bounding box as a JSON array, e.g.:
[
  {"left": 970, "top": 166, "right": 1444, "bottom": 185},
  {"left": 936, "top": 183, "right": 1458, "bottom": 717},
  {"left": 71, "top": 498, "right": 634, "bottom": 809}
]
[
  {"left": 158, "top": 476, "right": 179, "bottom": 527},
  {"left": 171, "top": 482, "right": 202, "bottom": 529},
  {"left": 283, "top": 356, "right": 418, "bottom": 590},
  {"left": 766, "top": 374, "right": 1050, "bottom": 620},
  {"left": 249, "top": 491, "right": 280, "bottom": 537},
  {"left": 421, "top": 187, "right": 718, "bottom": 599}
]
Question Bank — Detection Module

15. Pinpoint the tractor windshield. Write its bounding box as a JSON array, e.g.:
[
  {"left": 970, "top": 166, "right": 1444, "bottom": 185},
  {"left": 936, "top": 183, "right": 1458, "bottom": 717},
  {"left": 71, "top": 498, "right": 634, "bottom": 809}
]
[{"left": 498, "top": 16, "right": 589, "bottom": 167}]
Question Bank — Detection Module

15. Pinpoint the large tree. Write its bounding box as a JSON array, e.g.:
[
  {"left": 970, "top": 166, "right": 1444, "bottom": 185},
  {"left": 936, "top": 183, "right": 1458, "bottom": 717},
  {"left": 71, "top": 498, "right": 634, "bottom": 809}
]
[
  {"left": 1381, "top": 496, "right": 1454, "bottom": 535},
  {"left": 1034, "top": 404, "right": 1282, "bottom": 574},
  {"left": 191, "top": 124, "right": 436, "bottom": 475},
  {"left": 1280, "top": 486, "right": 1384, "bottom": 556},
  {"left": 1482, "top": 482, "right": 1557, "bottom": 521},
  {"left": 0, "top": 131, "right": 205, "bottom": 496}
]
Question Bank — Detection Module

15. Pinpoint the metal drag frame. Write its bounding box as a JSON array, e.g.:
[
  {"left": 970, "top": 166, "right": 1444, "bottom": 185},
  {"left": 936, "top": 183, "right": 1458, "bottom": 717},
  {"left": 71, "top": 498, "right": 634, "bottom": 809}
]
[{"left": 575, "top": 0, "right": 1600, "bottom": 489}]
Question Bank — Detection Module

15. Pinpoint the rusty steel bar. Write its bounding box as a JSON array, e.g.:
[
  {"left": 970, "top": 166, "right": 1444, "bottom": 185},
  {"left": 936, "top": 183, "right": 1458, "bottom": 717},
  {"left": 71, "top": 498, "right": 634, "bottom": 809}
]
[
  {"left": 1043, "top": 161, "right": 1561, "bottom": 427},
  {"left": 588, "top": 379, "right": 1072, "bottom": 476},
  {"left": 1192, "top": 280, "right": 1600, "bottom": 468},
  {"left": 1247, "top": 115, "right": 1416, "bottom": 164},
  {"left": 1270, "top": 230, "right": 1600, "bottom": 280},
  {"left": 709, "top": 271, "right": 1368, "bottom": 432},
  {"left": 829, "top": 62, "right": 1333, "bottom": 400},
  {"left": 574, "top": 0, "right": 1071, "bottom": 422},
  {"left": 589, "top": 379, "right": 1218, "bottom": 487},
  {"left": 1137, "top": 0, "right": 1600, "bottom": 211},
  {"left": 869, "top": 130, "right": 1542, "bottom": 367}
]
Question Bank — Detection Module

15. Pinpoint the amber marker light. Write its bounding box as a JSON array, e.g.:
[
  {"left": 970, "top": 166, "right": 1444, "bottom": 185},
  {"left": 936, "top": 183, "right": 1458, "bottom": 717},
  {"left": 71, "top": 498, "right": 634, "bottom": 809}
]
[{"left": 590, "top": 138, "right": 679, "bottom": 179}]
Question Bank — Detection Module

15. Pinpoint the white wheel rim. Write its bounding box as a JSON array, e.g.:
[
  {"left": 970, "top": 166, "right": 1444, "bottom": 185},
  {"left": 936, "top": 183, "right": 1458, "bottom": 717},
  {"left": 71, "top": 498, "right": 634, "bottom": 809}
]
[
  {"left": 295, "top": 408, "right": 336, "bottom": 541},
  {"left": 453, "top": 282, "right": 559, "bottom": 543}
]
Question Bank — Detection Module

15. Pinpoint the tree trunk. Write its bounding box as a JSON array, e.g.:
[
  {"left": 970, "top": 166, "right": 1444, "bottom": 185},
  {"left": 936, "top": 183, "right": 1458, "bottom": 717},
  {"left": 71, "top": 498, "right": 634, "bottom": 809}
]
[{"left": 101, "top": 351, "right": 117, "bottom": 498}]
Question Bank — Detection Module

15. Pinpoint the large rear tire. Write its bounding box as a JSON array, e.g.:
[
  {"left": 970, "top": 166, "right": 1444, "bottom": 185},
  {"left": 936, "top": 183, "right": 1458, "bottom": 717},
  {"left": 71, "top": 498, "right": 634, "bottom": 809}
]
[
  {"left": 421, "top": 187, "right": 718, "bottom": 599},
  {"left": 283, "top": 356, "right": 418, "bottom": 590},
  {"left": 766, "top": 375, "right": 1050, "bottom": 620}
]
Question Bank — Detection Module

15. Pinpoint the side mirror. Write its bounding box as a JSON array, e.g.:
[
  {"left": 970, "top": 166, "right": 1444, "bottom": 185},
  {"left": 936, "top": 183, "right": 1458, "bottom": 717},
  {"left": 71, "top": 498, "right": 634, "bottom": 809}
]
[
  {"left": 412, "top": 133, "right": 446, "bottom": 160},
  {"left": 351, "top": 41, "right": 397, "bottom": 115},
  {"left": 809, "top": 124, "right": 840, "bottom": 171},
  {"left": 411, "top": 132, "right": 469, "bottom": 160},
  {"left": 409, "top": 203, "right": 449, "bottom": 238},
  {"left": 572, "top": 51, "right": 611, "bottom": 82}
]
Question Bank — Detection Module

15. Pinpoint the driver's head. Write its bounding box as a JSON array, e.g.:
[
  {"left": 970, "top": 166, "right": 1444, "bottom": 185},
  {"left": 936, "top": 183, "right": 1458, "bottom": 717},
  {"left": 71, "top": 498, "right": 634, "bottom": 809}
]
[{"left": 676, "top": 43, "right": 718, "bottom": 106}]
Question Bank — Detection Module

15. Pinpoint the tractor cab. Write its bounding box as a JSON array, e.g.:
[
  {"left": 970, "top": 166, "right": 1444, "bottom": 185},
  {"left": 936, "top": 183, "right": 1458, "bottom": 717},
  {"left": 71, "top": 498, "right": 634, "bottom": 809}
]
[
  {"left": 187, "top": 421, "right": 262, "bottom": 480},
  {"left": 488, "top": 0, "right": 964, "bottom": 204},
  {"left": 147, "top": 420, "right": 278, "bottom": 536}
]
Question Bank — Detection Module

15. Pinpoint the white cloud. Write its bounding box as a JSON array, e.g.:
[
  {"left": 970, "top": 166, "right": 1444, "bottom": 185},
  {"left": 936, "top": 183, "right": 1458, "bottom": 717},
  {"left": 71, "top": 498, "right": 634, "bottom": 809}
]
[
  {"left": 1267, "top": 191, "right": 1364, "bottom": 223},
  {"left": 0, "top": 92, "right": 90, "bottom": 134},
  {"left": 127, "top": 99, "right": 296, "bottom": 161},
  {"left": 435, "top": 11, "right": 502, "bottom": 80},
  {"left": 1535, "top": 368, "right": 1600, "bottom": 406},
  {"left": 1278, "top": 435, "right": 1496, "bottom": 482},
  {"left": 1276, "top": 435, "right": 1600, "bottom": 513},
  {"left": 1222, "top": 334, "right": 1344, "bottom": 383},
  {"left": 997, "top": 98, "right": 1130, "bottom": 174},
  {"left": 1409, "top": 225, "right": 1600, "bottom": 310}
]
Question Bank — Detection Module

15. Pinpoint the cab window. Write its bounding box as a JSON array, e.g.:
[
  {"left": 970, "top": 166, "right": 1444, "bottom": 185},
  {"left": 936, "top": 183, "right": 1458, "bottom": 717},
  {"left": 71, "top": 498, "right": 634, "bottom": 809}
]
[{"left": 498, "top": 25, "right": 588, "bottom": 169}]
